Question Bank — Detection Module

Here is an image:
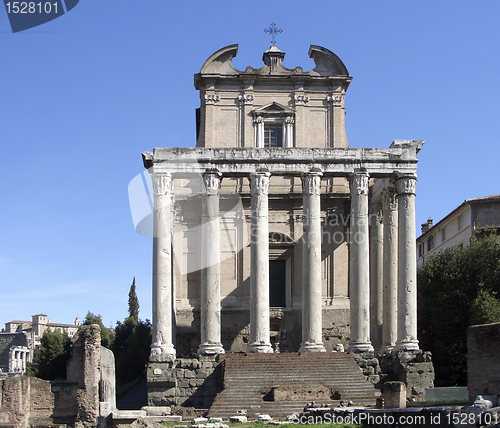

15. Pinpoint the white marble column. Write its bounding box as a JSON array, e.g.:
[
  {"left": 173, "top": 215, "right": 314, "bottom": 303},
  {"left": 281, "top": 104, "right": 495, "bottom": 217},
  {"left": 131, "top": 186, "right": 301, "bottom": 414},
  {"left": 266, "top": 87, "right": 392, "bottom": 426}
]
[
  {"left": 198, "top": 170, "right": 225, "bottom": 355},
  {"left": 369, "top": 203, "right": 383, "bottom": 352},
  {"left": 150, "top": 172, "right": 176, "bottom": 362},
  {"left": 349, "top": 169, "right": 374, "bottom": 352},
  {"left": 381, "top": 188, "right": 398, "bottom": 353},
  {"left": 395, "top": 174, "right": 420, "bottom": 351},
  {"left": 299, "top": 169, "right": 326, "bottom": 353},
  {"left": 248, "top": 170, "right": 273, "bottom": 353}
]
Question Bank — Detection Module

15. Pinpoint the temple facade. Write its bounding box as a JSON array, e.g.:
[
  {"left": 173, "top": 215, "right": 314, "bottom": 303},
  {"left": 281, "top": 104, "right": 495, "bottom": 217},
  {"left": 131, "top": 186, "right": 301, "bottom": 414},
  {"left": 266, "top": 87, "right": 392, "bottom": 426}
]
[{"left": 142, "top": 44, "right": 423, "bottom": 361}]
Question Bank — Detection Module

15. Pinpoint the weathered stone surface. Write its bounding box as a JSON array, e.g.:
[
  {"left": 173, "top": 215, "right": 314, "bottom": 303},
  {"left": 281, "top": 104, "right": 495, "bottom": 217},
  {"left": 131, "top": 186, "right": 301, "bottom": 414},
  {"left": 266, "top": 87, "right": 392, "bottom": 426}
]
[
  {"left": 383, "top": 381, "right": 406, "bottom": 409},
  {"left": 468, "top": 323, "right": 500, "bottom": 404},
  {"left": 229, "top": 415, "right": 248, "bottom": 423}
]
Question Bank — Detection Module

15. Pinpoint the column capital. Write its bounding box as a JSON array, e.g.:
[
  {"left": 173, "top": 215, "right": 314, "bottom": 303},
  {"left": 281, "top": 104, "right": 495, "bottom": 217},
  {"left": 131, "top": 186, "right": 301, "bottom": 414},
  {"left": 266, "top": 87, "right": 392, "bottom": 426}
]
[
  {"left": 369, "top": 203, "right": 383, "bottom": 223},
  {"left": 396, "top": 174, "right": 417, "bottom": 195},
  {"left": 152, "top": 173, "right": 173, "bottom": 197},
  {"left": 202, "top": 169, "right": 222, "bottom": 196},
  {"left": 302, "top": 169, "right": 323, "bottom": 195},
  {"left": 382, "top": 188, "right": 398, "bottom": 212},
  {"left": 350, "top": 169, "right": 369, "bottom": 196},
  {"left": 253, "top": 116, "right": 264, "bottom": 125},
  {"left": 250, "top": 170, "right": 271, "bottom": 195}
]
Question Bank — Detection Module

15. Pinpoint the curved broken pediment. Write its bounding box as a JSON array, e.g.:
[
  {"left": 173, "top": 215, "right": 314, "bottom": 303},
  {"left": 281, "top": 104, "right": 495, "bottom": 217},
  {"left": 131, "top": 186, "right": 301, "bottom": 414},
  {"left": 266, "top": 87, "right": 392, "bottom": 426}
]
[
  {"left": 200, "top": 44, "right": 241, "bottom": 74},
  {"left": 308, "top": 45, "right": 349, "bottom": 76}
]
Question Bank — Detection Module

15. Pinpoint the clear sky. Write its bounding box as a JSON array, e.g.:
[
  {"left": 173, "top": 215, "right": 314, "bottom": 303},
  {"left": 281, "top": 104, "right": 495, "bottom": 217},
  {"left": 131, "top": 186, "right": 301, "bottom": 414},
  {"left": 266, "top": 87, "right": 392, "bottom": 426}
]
[{"left": 1, "top": 1, "right": 499, "bottom": 329}]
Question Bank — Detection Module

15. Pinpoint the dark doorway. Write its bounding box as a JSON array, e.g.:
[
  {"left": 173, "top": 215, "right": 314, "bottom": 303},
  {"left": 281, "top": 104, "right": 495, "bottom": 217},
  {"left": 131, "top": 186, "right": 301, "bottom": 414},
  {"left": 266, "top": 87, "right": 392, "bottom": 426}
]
[{"left": 269, "top": 259, "right": 286, "bottom": 307}]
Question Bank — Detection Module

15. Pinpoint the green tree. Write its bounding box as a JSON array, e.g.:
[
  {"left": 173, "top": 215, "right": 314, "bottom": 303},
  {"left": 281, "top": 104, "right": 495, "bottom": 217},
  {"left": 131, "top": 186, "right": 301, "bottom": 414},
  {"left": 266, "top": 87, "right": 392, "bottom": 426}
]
[
  {"left": 418, "top": 230, "right": 500, "bottom": 386},
  {"left": 128, "top": 277, "right": 139, "bottom": 323},
  {"left": 36, "top": 329, "right": 71, "bottom": 380},
  {"left": 83, "top": 311, "right": 115, "bottom": 348}
]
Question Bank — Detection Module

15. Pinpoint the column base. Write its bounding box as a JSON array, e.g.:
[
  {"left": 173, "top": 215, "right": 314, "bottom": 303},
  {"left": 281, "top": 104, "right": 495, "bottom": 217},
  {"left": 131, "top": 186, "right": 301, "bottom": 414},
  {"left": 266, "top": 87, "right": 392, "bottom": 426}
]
[
  {"left": 149, "top": 344, "right": 176, "bottom": 362},
  {"left": 198, "top": 342, "right": 225, "bottom": 356},
  {"left": 395, "top": 339, "right": 419, "bottom": 352},
  {"left": 247, "top": 342, "right": 273, "bottom": 353},
  {"left": 299, "top": 341, "right": 326, "bottom": 353},
  {"left": 349, "top": 341, "right": 374, "bottom": 353},
  {"left": 380, "top": 344, "right": 395, "bottom": 354}
]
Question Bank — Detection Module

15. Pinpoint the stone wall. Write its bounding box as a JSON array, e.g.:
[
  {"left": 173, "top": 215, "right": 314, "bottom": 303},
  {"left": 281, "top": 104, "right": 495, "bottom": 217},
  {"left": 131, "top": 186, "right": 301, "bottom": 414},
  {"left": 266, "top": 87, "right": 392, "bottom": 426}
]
[
  {"left": 147, "top": 357, "right": 222, "bottom": 408},
  {"left": 374, "top": 350, "right": 434, "bottom": 402},
  {"left": 175, "top": 308, "right": 350, "bottom": 356},
  {"left": 467, "top": 322, "right": 500, "bottom": 403},
  {"left": 0, "top": 375, "right": 74, "bottom": 427},
  {"left": 0, "top": 325, "right": 116, "bottom": 427}
]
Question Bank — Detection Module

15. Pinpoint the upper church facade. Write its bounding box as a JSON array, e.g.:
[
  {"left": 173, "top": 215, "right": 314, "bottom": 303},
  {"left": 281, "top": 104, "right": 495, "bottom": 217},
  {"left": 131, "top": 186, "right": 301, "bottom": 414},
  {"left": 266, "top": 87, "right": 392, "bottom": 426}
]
[{"left": 194, "top": 44, "right": 350, "bottom": 149}]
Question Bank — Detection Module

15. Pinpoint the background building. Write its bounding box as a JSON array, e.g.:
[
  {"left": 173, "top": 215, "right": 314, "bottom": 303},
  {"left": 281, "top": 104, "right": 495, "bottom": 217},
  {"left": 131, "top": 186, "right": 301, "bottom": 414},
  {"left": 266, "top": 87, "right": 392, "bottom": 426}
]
[
  {"left": 417, "top": 194, "right": 500, "bottom": 265},
  {"left": 1, "top": 313, "right": 81, "bottom": 372}
]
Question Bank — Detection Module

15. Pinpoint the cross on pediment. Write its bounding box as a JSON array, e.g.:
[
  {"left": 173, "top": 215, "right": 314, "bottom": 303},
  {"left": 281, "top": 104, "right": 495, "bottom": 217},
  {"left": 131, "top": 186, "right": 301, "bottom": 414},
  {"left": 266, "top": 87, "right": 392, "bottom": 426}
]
[{"left": 264, "top": 22, "right": 282, "bottom": 46}]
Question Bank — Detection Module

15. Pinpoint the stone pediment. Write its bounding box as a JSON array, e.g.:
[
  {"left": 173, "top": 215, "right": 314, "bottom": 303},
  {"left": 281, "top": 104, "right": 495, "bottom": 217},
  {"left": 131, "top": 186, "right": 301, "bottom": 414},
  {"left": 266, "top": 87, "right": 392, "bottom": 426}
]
[{"left": 252, "top": 102, "right": 294, "bottom": 117}]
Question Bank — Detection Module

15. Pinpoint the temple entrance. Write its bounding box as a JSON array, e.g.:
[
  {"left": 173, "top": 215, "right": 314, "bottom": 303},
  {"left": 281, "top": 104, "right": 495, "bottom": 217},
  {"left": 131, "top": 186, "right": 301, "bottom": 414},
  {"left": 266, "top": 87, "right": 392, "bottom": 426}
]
[{"left": 269, "top": 259, "right": 286, "bottom": 307}]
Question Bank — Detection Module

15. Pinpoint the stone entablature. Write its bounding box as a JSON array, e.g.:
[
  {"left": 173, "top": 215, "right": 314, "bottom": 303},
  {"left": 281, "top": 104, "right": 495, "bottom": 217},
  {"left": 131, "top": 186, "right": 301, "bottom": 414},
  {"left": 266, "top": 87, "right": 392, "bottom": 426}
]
[{"left": 143, "top": 142, "right": 422, "bottom": 177}]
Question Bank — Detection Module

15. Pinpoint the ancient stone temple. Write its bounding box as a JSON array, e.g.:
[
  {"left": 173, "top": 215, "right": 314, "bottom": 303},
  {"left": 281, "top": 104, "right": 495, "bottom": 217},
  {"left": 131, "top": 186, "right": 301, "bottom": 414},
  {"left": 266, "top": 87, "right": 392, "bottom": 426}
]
[{"left": 143, "top": 43, "right": 431, "bottom": 410}]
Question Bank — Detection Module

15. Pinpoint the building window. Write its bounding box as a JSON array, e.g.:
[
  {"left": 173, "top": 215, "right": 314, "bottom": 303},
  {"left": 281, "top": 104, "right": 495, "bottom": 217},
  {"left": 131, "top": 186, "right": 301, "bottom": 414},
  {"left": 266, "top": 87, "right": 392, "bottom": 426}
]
[
  {"left": 457, "top": 215, "right": 463, "bottom": 231},
  {"left": 264, "top": 125, "right": 283, "bottom": 148},
  {"left": 427, "top": 235, "right": 434, "bottom": 251},
  {"left": 441, "top": 228, "right": 446, "bottom": 243},
  {"left": 419, "top": 243, "right": 424, "bottom": 257},
  {"left": 252, "top": 102, "right": 295, "bottom": 148}
]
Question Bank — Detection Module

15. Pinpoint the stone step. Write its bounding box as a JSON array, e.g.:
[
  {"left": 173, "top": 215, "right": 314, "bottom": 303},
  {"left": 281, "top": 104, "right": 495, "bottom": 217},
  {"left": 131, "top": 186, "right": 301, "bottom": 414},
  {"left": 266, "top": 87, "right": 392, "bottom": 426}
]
[{"left": 208, "top": 353, "right": 377, "bottom": 418}]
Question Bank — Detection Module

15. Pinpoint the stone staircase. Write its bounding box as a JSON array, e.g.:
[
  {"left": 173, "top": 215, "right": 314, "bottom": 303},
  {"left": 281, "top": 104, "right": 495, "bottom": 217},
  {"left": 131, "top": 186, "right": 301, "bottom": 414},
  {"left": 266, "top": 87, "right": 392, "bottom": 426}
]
[{"left": 207, "top": 353, "right": 378, "bottom": 418}]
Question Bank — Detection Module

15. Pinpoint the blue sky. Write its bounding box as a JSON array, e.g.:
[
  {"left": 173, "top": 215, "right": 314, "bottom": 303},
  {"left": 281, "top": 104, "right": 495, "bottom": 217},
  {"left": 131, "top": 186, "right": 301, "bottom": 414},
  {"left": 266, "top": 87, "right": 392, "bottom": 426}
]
[{"left": 1, "top": 1, "right": 499, "bottom": 328}]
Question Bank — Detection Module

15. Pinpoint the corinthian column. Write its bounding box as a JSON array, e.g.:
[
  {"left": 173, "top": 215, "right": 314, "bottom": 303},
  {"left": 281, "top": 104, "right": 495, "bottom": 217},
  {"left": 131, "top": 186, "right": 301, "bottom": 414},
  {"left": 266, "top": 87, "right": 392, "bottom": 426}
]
[
  {"left": 198, "top": 169, "right": 225, "bottom": 355},
  {"left": 150, "top": 172, "right": 176, "bottom": 362},
  {"left": 395, "top": 174, "right": 419, "bottom": 351},
  {"left": 349, "top": 169, "right": 374, "bottom": 352},
  {"left": 299, "top": 169, "right": 326, "bottom": 353},
  {"left": 369, "top": 203, "right": 383, "bottom": 352},
  {"left": 381, "top": 187, "right": 398, "bottom": 353},
  {"left": 247, "top": 170, "right": 273, "bottom": 353}
]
